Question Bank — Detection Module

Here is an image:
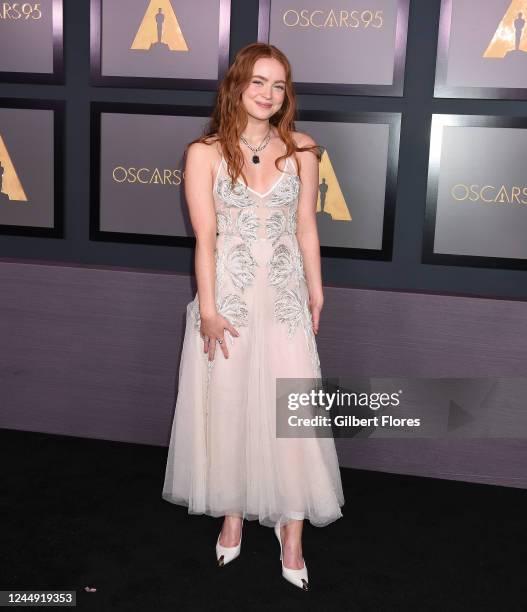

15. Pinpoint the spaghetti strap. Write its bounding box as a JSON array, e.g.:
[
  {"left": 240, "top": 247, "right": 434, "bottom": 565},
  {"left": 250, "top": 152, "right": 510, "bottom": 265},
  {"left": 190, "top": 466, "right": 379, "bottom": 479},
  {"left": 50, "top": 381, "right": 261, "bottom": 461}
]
[{"left": 213, "top": 155, "right": 223, "bottom": 188}]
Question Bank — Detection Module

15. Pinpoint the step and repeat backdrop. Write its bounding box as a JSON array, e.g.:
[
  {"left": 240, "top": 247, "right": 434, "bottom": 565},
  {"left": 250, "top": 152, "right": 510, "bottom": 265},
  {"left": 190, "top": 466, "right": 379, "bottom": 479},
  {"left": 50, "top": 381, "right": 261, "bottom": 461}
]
[{"left": 1, "top": 0, "right": 527, "bottom": 275}]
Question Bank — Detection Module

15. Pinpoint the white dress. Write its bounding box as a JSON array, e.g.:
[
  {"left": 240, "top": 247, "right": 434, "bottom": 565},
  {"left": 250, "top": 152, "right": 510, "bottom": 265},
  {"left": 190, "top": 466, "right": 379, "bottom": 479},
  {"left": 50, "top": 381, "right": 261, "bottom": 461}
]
[{"left": 162, "top": 145, "right": 345, "bottom": 527}]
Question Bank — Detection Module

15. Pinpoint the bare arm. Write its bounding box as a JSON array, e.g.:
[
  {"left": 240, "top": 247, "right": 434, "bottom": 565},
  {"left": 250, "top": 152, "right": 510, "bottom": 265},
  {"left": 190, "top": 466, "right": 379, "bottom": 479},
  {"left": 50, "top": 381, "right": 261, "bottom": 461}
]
[
  {"left": 184, "top": 142, "right": 239, "bottom": 360},
  {"left": 294, "top": 133, "right": 323, "bottom": 334},
  {"left": 184, "top": 142, "right": 217, "bottom": 318}
]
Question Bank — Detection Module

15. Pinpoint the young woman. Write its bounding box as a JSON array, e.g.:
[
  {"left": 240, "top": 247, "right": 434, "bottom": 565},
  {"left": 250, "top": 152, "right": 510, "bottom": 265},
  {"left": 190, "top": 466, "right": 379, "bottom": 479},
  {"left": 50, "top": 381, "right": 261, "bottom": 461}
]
[{"left": 162, "top": 42, "right": 345, "bottom": 591}]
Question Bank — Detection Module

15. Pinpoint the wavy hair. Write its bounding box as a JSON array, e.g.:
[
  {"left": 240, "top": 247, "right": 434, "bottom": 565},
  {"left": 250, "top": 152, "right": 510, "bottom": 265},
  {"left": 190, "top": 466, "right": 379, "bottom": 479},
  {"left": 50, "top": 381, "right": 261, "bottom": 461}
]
[{"left": 186, "top": 42, "right": 320, "bottom": 189}]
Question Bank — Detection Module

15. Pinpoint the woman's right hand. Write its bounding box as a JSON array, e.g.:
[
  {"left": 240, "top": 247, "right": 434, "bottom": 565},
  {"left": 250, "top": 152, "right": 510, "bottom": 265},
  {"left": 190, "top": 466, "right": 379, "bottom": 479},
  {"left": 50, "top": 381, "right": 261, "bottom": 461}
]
[{"left": 200, "top": 312, "right": 240, "bottom": 361}]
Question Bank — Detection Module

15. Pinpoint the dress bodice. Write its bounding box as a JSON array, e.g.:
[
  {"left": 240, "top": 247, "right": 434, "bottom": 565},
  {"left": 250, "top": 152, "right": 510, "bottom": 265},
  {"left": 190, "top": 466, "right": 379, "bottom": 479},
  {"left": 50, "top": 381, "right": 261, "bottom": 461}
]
[
  {"left": 213, "top": 155, "right": 300, "bottom": 242},
  {"left": 190, "top": 149, "right": 321, "bottom": 380}
]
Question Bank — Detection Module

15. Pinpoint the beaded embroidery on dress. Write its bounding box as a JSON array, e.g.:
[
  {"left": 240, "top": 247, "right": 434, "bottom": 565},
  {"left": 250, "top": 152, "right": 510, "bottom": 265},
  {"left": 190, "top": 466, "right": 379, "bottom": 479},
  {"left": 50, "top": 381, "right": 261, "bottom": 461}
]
[{"left": 162, "top": 144, "right": 345, "bottom": 528}]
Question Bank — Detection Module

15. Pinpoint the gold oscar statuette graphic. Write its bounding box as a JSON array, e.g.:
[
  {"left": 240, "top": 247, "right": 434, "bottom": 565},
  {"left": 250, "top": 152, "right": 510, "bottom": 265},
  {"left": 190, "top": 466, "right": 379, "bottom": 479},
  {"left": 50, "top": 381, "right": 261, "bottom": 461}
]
[
  {"left": 0, "top": 134, "right": 28, "bottom": 203},
  {"left": 316, "top": 148, "right": 352, "bottom": 221},
  {"left": 484, "top": 0, "right": 527, "bottom": 58},
  {"left": 131, "top": 0, "right": 188, "bottom": 52}
]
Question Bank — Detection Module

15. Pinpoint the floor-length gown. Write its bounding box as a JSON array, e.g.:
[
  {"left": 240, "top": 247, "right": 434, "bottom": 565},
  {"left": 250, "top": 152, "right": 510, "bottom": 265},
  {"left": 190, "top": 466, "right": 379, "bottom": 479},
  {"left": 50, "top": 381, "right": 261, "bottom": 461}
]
[{"left": 162, "top": 143, "right": 345, "bottom": 527}]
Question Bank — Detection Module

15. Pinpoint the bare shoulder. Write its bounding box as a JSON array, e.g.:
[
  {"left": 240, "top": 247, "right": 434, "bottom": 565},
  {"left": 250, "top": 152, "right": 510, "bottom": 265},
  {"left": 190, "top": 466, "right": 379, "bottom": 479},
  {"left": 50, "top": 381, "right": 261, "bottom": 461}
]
[
  {"left": 186, "top": 137, "right": 221, "bottom": 177},
  {"left": 290, "top": 130, "right": 318, "bottom": 176},
  {"left": 187, "top": 137, "right": 219, "bottom": 161},
  {"left": 291, "top": 130, "right": 317, "bottom": 149}
]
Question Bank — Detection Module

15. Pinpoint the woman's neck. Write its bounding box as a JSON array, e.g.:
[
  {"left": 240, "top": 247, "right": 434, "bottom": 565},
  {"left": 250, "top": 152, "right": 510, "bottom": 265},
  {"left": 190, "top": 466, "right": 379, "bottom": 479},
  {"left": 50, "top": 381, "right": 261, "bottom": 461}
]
[{"left": 240, "top": 121, "right": 274, "bottom": 145}]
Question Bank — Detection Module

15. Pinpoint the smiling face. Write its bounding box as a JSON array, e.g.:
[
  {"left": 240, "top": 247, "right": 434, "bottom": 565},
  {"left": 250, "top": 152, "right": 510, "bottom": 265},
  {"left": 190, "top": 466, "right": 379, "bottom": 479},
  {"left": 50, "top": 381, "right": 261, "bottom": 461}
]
[{"left": 241, "top": 57, "right": 287, "bottom": 121}]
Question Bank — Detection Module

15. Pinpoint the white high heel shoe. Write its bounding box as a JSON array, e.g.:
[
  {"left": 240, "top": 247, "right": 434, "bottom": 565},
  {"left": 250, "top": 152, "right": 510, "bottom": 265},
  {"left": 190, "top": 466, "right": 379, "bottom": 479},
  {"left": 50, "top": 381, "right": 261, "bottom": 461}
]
[
  {"left": 216, "top": 517, "right": 243, "bottom": 566},
  {"left": 274, "top": 519, "right": 309, "bottom": 591}
]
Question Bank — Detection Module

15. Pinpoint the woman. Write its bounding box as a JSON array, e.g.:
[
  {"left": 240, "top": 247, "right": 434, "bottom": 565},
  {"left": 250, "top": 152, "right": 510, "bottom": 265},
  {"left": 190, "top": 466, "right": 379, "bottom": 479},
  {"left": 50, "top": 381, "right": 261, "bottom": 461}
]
[{"left": 162, "top": 42, "right": 345, "bottom": 591}]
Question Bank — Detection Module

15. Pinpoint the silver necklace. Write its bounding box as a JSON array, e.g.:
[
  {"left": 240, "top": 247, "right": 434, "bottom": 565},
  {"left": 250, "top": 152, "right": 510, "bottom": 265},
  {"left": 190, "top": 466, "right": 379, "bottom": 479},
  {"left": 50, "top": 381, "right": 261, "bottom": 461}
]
[{"left": 240, "top": 128, "right": 272, "bottom": 164}]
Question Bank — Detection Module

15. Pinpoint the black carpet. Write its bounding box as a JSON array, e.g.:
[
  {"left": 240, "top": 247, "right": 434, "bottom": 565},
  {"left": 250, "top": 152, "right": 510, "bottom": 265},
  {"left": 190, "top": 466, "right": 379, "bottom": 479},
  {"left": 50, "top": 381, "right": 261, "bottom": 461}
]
[{"left": 1, "top": 428, "right": 525, "bottom": 611}]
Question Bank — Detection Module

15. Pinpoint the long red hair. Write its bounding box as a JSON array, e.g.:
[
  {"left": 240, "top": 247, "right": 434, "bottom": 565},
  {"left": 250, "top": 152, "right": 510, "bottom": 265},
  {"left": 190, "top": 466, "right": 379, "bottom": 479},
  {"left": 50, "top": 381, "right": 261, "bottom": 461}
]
[{"left": 186, "top": 42, "right": 320, "bottom": 189}]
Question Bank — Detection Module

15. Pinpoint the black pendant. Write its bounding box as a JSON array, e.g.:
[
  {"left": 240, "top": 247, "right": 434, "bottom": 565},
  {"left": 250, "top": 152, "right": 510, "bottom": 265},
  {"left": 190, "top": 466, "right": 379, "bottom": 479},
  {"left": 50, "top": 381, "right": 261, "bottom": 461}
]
[{"left": 252, "top": 154, "right": 260, "bottom": 164}]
